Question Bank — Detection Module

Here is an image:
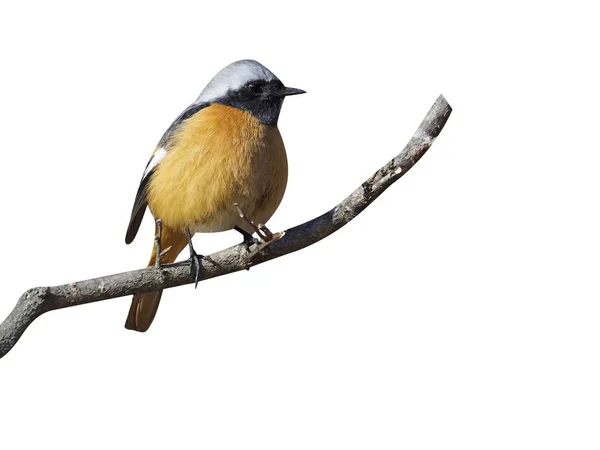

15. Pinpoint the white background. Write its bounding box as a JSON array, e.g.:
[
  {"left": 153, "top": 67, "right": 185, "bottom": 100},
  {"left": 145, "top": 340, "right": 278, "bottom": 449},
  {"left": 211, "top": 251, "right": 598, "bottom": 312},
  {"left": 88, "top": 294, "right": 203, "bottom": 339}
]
[{"left": 0, "top": 1, "right": 598, "bottom": 449}]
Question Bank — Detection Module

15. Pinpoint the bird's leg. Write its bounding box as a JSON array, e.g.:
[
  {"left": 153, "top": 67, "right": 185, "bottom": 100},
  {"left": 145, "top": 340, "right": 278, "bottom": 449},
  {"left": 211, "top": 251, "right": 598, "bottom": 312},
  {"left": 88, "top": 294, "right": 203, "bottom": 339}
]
[
  {"left": 256, "top": 223, "right": 274, "bottom": 241},
  {"left": 234, "top": 226, "right": 256, "bottom": 271},
  {"left": 233, "top": 203, "right": 269, "bottom": 240},
  {"left": 233, "top": 203, "right": 284, "bottom": 246},
  {"left": 185, "top": 228, "right": 203, "bottom": 289},
  {"left": 234, "top": 226, "right": 256, "bottom": 247},
  {"left": 154, "top": 219, "right": 163, "bottom": 268},
  {"left": 154, "top": 219, "right": 172, "bottom": 268}
]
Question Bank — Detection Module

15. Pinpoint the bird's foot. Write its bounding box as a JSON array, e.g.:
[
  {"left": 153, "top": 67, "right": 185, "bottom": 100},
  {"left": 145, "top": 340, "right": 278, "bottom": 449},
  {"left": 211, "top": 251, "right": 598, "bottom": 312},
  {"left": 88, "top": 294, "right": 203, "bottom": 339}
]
[
  {"left": 256, "top": 229, "right": 285, "bottom": 250},
  {"left": 185, "top": 228, "right": 204, "bottom": 288},
  {"left": 234, "top": 226, "right": 257, "bottom": 249},
  {"left": 233, "top": 204, "right": 285, "bottom": 249},
  {"left": 154, "top": 219, "right": 167, "bottom": 268},
  {"left": 153, "top": 219, "right": 173, "bottom": 268},
  {"left": 189, "top": 250, "right": 204, "bottom": 289}
]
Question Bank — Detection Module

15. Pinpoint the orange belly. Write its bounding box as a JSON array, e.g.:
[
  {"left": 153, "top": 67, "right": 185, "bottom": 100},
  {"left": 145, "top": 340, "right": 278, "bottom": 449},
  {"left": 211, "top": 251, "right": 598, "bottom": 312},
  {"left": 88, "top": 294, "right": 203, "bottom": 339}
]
[{"left": 146, "top": 104, "right": 288, "bottom": 234}]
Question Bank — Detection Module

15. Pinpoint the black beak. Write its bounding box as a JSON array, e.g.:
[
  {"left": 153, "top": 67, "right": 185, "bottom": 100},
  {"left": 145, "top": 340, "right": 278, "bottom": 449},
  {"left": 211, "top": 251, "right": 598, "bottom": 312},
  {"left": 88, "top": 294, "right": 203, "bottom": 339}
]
[{"left": 281, "top": 86, "right": 306, "bottom": 97}]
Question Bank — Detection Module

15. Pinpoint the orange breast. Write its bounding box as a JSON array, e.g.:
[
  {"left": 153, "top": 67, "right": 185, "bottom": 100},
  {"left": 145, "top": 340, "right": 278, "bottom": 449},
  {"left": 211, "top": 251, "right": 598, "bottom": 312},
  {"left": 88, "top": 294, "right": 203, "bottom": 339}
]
[{"left": 147, "top": 104, "right": 288, "bottom": 233}]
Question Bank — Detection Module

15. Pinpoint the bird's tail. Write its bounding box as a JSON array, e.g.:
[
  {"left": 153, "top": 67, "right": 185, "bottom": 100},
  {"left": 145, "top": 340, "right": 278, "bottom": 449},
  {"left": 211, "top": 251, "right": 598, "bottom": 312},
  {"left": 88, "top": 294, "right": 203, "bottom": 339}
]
[{"left": 125, "top": 224, "right": 189, "bottom": 332}]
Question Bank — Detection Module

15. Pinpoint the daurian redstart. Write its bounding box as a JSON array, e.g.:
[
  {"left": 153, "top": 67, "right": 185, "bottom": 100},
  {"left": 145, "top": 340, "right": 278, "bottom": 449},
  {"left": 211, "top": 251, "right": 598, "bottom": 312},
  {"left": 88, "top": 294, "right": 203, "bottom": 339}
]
[{"left": 124, "top": 60, "right": 304, "bottom": 332}]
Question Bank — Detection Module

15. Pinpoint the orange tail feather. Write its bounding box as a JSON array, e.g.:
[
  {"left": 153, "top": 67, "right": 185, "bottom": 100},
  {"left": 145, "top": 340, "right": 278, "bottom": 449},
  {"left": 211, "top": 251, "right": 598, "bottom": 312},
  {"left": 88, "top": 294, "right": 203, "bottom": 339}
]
[{"left": 125, "top": 225, "right": 189, "bottom": 332}]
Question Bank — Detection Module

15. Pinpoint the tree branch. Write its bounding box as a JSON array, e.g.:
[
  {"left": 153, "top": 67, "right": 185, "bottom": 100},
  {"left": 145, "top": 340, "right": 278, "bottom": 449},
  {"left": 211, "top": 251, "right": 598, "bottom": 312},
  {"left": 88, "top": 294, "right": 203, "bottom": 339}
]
[{"left": 0, "top": 95, "right": 452, "bottom": 360}]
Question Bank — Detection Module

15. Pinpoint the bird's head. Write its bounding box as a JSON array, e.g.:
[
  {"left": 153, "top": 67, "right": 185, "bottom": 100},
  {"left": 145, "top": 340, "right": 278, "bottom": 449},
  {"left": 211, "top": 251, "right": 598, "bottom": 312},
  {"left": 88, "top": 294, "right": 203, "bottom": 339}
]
[{"left": 195, "top": 59, "right": 305, "bottom": 126}]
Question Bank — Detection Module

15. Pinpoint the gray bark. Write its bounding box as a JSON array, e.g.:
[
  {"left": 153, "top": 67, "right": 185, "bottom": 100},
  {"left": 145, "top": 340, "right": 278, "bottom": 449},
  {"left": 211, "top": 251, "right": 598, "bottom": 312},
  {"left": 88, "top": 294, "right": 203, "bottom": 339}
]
[{"left": 0, "top": 95, "right": 452, "bottom": 360}]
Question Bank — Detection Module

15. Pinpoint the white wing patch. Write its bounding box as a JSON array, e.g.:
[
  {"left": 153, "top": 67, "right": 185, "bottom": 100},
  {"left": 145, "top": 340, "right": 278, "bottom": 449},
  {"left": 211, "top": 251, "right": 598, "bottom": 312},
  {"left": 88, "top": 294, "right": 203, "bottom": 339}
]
[
  {"left": 196, "top": 59, "right": 277, "bottom": 103},
  {"left": 143, "top": 147, "right": 167, "bottom": 179}
]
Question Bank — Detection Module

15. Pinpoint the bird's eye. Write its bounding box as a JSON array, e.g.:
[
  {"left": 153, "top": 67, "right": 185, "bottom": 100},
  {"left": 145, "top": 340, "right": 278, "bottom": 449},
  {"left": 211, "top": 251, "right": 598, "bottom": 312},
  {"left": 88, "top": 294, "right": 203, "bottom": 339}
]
[{"left": 248, "top": 83, "right": 263, "bottom": 94}]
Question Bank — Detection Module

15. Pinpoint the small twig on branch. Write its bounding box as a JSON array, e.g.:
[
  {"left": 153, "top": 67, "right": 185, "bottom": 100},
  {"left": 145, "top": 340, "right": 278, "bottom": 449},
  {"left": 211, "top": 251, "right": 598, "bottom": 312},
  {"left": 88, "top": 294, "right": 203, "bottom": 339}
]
[{"left": 0, "top": 95, "right": 452, "bottom": 360}]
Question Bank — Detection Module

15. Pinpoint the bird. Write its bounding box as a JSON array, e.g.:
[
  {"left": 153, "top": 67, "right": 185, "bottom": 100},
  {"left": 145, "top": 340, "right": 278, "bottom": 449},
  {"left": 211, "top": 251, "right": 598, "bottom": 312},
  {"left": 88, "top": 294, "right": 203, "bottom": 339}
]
[{"left": 124, "top": 59, "right": 305, "bottom": 332}]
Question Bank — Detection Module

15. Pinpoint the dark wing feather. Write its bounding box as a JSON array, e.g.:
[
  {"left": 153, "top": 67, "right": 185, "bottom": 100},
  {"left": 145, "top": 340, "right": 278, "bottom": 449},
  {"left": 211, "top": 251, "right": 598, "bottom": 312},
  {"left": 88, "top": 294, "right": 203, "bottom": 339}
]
[
  {"left": 157, "top": 102, "right": 210, "bottom": 148},
  {"left": 125, "top": 171, "right": 152, "bottom": 244},
  {"left": 124, "top": 102, "right": 210, "bottom": 244}
]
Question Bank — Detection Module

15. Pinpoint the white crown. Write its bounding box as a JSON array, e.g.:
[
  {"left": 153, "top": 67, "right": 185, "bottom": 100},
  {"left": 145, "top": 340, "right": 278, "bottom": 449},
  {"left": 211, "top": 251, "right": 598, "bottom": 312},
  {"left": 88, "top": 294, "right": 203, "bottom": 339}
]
[{"left": 196, "top": 60, "right": 278, "bottom": 103}]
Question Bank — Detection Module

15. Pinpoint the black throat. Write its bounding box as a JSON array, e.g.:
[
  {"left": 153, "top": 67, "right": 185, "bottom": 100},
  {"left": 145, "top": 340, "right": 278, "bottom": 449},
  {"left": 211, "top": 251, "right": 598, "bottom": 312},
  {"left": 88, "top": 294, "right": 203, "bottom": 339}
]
[
  {"left": 213, "top": 79, "right": 286, "bottom": 126},
  {"left": 216, "top": 95, "right": 284, "bottom": 126}
]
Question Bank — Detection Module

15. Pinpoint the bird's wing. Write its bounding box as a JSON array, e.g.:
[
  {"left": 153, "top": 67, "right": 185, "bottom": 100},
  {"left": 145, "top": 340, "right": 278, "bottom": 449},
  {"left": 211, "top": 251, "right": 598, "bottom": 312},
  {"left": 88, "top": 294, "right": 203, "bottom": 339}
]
[{"left": 124, "top": 102, "right": 209, "bottom": 244}]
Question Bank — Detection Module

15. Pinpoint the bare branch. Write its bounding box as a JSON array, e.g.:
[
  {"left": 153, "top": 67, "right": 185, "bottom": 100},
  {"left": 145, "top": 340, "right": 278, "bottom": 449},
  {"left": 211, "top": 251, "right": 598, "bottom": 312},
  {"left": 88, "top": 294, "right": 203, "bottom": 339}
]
[{"left": 0, "top": 95, "right": 452, "bottom": 360}]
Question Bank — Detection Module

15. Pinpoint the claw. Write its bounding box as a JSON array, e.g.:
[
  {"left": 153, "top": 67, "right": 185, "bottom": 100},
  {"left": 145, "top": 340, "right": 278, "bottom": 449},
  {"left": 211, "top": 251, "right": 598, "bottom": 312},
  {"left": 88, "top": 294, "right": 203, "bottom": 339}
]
[
  {"left": 185, "top": 228, "right": 203, "bottom": 289},
  {"left": 189, "top": 250, "right": 203, "bottom": 289}
]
